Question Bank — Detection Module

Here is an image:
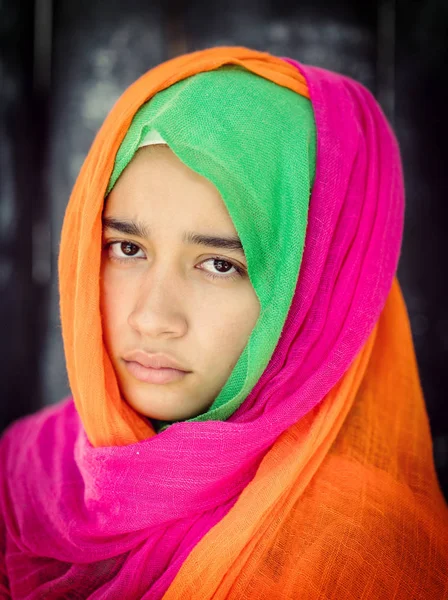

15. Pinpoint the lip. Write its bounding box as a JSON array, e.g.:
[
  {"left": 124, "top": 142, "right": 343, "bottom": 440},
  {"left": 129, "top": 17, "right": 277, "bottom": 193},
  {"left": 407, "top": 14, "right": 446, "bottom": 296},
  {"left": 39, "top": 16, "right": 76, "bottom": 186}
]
[{"left": 122, "top": 350, "right": 190, "bottom": 385}]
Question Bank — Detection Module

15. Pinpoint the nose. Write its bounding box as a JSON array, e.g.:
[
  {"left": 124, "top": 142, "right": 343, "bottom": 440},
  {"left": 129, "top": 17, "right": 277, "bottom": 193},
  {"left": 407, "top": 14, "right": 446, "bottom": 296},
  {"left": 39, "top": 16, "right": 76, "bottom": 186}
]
[{"left": 127, "top": 270, "right": 188, "bottom": 339}]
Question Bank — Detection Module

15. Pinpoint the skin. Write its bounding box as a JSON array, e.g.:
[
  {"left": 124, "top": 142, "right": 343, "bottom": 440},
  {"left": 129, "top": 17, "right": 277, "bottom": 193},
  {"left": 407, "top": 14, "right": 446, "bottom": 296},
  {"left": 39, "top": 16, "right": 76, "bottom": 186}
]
[{"left": 100, "top": 145, "right": 260, "bottom": 422}]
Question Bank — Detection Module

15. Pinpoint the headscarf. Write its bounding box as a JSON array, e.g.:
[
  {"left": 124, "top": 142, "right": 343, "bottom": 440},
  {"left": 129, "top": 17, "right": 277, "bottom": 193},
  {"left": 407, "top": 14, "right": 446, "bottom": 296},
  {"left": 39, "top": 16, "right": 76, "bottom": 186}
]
[
  {"left": 105, "top": 64, "right": 316, "bottom": 431},
  {"left": 1, "top": 47, "right": 447, "bottom": 600}
]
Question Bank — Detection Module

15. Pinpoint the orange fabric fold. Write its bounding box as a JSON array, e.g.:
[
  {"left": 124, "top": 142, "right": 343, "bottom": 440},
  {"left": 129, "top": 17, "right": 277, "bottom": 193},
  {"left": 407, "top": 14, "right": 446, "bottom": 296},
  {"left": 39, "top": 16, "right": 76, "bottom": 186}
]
[
  {"left": 163, "top": 277, "right": 448, "bottom": 599},
  {"left": 58, "top": 47, "right": 310, "bottom": 448}
]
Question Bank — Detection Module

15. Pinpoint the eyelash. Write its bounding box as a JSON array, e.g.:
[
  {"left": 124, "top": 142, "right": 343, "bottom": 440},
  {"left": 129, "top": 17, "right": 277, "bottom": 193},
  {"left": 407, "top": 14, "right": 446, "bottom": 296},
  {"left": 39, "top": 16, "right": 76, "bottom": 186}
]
[{"left": 103, "top": 240, "right": 246, "bottom": 280}]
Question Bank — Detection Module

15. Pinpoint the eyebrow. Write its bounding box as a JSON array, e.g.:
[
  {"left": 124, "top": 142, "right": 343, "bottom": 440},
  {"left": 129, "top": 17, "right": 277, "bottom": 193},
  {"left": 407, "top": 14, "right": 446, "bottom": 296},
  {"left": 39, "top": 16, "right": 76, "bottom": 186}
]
[{"left": 102, "top": 217, "right": 245, "bottom": 253}]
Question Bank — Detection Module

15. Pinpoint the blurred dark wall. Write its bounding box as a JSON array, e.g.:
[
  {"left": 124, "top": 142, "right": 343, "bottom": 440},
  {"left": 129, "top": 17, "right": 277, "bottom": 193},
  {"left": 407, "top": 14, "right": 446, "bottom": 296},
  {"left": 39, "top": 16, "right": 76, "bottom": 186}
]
[{"left": 1, "top": 0, "right": 447, "bottom": 498}]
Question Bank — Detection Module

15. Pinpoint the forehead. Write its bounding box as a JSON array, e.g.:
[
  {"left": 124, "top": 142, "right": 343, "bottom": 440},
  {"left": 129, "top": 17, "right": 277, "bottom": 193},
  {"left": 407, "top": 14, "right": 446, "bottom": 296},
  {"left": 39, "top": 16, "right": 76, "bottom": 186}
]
[{"left": 104, "top": 146, "right": 236, "bottom": 231}]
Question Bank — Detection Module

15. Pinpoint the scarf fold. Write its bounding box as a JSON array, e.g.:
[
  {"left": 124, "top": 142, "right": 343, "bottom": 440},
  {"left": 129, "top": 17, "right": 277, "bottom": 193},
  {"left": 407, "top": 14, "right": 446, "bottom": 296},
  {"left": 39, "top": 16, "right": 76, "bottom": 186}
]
[{"left": 1, "top": 47, "right": 447, "bottom": 599}]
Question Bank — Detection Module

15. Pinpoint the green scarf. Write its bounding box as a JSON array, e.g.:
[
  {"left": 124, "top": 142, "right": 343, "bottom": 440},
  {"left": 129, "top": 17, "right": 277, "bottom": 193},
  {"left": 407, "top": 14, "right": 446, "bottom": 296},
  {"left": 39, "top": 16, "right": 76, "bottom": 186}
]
[{"left": 107, "top": 65, "right": 316, "bottom": 425}]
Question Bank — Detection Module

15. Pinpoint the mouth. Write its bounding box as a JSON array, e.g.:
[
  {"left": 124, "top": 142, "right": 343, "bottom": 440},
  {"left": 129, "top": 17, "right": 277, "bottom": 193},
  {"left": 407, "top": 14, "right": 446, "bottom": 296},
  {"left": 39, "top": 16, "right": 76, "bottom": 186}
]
[
  {"left": 122, "top": 350, "right": 191, "bottom": 385},
  {"left": 123, "top": 360, "right": 188, "bottom": 384}
]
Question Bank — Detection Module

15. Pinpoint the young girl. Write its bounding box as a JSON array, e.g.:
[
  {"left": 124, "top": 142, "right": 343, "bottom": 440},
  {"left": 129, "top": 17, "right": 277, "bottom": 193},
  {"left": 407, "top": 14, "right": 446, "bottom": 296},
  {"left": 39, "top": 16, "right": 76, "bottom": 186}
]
[{"left": 1, "top": 46, "right": 447, "bottom": 599}]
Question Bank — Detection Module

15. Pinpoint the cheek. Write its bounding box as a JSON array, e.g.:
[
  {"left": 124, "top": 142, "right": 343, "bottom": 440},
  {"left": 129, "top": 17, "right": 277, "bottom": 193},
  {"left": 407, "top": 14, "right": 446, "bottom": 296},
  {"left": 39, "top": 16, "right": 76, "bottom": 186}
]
[
  {"left": 100, "top": 269, "right": 133, "bottom": 345},
  {"left": 195, "top": 287, "right": 260, "bottom": 367}
]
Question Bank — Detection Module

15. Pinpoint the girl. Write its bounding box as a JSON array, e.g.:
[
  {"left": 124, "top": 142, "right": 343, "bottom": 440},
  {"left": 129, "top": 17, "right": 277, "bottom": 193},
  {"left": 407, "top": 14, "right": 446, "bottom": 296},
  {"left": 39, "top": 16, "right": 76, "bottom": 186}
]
[{"left": 1, "top": 46, "right": 447, "bottom": 599}]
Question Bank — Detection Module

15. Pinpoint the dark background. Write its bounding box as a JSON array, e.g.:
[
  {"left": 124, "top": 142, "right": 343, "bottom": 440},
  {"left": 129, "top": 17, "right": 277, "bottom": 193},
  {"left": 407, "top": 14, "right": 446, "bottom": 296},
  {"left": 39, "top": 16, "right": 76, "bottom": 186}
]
[{"left": 1, "top": 0, "right": 447, "bottom": 499}]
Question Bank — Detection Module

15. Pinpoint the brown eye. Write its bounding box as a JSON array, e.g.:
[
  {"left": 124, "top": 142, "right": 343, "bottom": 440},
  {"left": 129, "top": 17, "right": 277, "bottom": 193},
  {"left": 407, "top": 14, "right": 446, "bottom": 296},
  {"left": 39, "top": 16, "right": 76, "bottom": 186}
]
[
  {"left": 198, "top": 257, "right": 244, "bottom": 279},
  {"left": 213, "top": 259, "right": 234, "bottom": 273},
  {"left": 107, "top": 241, "right": 145, "bottom": 260},
  {"left": 120, "top": 242, "right": 140, "bottom": 256}
]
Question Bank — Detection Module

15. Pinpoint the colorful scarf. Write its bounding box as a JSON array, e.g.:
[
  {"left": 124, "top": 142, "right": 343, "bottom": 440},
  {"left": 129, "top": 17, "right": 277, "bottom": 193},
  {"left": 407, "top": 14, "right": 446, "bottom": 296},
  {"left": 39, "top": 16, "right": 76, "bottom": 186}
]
[{"left": 1, "top": 47, "right": 447, "bottom": 599}]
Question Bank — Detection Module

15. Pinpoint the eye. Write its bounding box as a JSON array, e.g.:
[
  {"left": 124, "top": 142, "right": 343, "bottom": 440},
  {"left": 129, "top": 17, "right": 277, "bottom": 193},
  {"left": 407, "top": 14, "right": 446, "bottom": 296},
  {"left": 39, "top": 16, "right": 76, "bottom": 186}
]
[
  {"left": 106, "top": 241, "right": 146, "bottom": 261},
  {"left": 199, "top": 257, "right": 245, "bottom": 279}
]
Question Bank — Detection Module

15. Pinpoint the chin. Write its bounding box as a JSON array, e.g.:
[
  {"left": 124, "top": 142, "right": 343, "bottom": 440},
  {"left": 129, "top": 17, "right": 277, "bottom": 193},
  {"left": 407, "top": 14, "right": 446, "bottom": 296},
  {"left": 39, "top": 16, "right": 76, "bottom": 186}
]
[{"left": 124, "top": 391, "right": 205, "bottom": 422}]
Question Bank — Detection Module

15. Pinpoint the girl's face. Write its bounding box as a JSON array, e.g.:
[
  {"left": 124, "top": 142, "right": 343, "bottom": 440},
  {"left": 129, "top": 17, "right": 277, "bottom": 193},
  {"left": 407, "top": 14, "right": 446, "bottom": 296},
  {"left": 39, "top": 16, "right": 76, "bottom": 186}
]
[{"left": 101, "top": 145, "right": 260, "bottom": 421}]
